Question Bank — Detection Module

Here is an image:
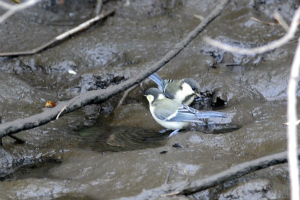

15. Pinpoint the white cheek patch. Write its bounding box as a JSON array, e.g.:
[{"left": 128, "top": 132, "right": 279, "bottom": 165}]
[
  {"left": 175, "top": 83, "right": 194, "bottom": 102},
  {"left": 181, "top": 83, "right": 194, "bottom": 94},
  {"left": 157, "top": 94, "right": 165, "bottom": 100},
  {"left": 146, "top": 95, "right": 154, "bottom": 103}
]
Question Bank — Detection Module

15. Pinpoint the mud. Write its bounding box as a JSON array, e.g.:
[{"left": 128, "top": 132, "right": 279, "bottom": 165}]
[{"left": 0, "top": 0, "right": 299, "bottom": 199}]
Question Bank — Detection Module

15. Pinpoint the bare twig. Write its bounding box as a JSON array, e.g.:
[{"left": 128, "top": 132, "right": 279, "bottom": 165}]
[
  {"left": 274, "top": 12, "right": 289, "bottom": 32},
  {"left": 94, "top": 0, "right": 103, "bottom": 16},
  {"left": 164, "top": 167, "right": 173, "bottom": 184},
  {"left": 194, "top": 14, "right": 204, "bottom": 21},
  {"left": 160, "top": 191, "right": 180, "bottom": 197},
  {"left": 56, "top": 96, "right": 80, "bottom": 119},
  {"left": 124, "top": 150, "right": 300, "bottom": 200},
  {"left": 287, "top": 37, "right": 300, "bottom": 200},
  {"left": 56, "top": 106, "right": 67, "bottom": 120},
  {"left": 115, "top": 84, "right": 139, "bottom": 110},
  {"left": 0, "top": 0, "right": 229, "bottom": 140},
  {"left": 251, "top": 17, "right": 278, "bottom": 26},
  {"left": 0, "top": 0, "right": 40, "bottom": 23},
  {"left": 8, "top": 135, "right": 25, "bottom": 144},
  {"left": 0, "top": 9, "right": 115, "bottom": 57},
  {"left": 204, "top": 7, "right": 300, "bottom": 55}
]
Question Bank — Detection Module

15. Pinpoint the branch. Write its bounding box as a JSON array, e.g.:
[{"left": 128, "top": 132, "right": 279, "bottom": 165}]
[
  {"left": 0, "top": 0, "right": 229, "bottom": 139},
  {"left": 0, "top": 9, "right": 115, "bottom": 57},
  {"left": 94, "top": 0, "right": 103, "bottom": 16},
  {"left": 204, "top": 6, "right": 300, "bottom": 200},
  {"left": 287, "top": 37, "right": 300, "bottom": 200},
  {"left": 115, "top": 84, "right": 139, "bottom": 110},
  {"left": 0, "top": 0, "right": 40, "bottom": 23},
  {"left": 125, "top": 150, "right": 300, "bottom": 199},
  {"left": 204, "top": 7, "right": 300, "bottom": 55}
]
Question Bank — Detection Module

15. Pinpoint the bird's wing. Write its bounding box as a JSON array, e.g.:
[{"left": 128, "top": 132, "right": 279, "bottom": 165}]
[
  {"left": 167, "top": 106, "right": 201, "bottom": 122},
  {"left": 154, "top": 104, "right": 201, "bottom": 122},
  {"left": 181, "top": 104, "right": 226, "bottom": 118},
  {"left": 163, "top": 80, "right": 179, "bottom": 99},
  {"left": 149, "top": 73, "right": 164, "bottom": 91}
]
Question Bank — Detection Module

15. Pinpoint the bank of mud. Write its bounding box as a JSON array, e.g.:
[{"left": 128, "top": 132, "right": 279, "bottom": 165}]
[{"left": 0, "top": 0, "right": 298, "bottom": 199}]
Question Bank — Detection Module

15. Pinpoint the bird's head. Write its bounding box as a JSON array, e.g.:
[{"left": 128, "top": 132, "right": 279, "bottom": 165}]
[
  {"left": 144, "top": 88, "right": 165, "bottom": 103},
  {"left": 182, "top": 78, "right": 201, "bottom": 97}
]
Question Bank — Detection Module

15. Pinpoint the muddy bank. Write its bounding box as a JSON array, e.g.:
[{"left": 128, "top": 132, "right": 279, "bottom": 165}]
[{"left": 0, "top": 0, "right": 299, "bottom": 199}]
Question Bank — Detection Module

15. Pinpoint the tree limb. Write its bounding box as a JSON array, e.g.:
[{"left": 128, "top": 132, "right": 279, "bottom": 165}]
[
  {"left": 287, "top": 37, "right": 300, "bottom": 200},
  {"left": 0, "top": 0, "right": 229, "bottom": 139}
]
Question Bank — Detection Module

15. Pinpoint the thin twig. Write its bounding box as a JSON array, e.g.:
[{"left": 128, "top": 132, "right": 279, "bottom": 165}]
[
  {"left": 94, "top": 0, "right": 103, "bottom": 16},
  {"left": 204, "top": 7, "right": 300, "bottom": 55},
  {"left": 0, "top": 0, "right": 229, "bottom": 139},
  {"left": 287, "top": 37, "right": 300, "bottom": 200},
  {"left": 274, "top": 12, "right": 289, "bottom": 32},
  {"left": 160, "top": 191, "right": 180, "bottom": 197},
  {"left": 0, "top": 0, "right": 40, "bottom": 23},
  {"left": 115, "top": 84, "right": 139, "bottom": 110},
  {"left": 56, "top": 106, "right": 67, "bottom": 120},
  {"left": 194, "top": 14, "right": 204, "bottom": 21},
  {"left": 164, "top": 167, "right": 173, "bottom": 184},
  {"left": 56, "top": 96, "right": 80, "bottom": 120},
  {"left": 251, "top": 17, "right": 278, "bottom": 26},
  {"left": 0, "top": 9, "right": 115, "bottom": 57},
  {"left": 8, "top": 135, "right": 25, "bottom": 144}
]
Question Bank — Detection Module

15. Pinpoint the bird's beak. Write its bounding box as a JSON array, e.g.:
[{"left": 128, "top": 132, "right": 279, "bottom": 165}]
[{"left": 194, "top": 92, "right": 201, "bottom": 97}]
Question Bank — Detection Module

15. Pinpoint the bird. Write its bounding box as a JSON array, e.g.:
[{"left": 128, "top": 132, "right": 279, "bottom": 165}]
[
  {"left": 144, "top": 88, "right": 226, "bottom": 137},
  {"left": 148, "top": 73, "right": 201, "bottom": 106}
]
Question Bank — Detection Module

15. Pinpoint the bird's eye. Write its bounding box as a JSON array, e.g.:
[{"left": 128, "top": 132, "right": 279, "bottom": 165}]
[{"left": 192, "top": 87, "right": 196, "bottom": 91}]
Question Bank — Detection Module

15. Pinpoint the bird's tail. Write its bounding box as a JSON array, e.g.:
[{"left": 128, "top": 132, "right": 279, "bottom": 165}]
[
  {"left": 149, "top": 73, "right": 164, "bottom": 91},
  {"left": 196, "top": 111, "right": 226, "bottom": 119}
]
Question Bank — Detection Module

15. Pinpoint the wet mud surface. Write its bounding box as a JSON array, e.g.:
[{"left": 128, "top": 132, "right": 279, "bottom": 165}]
[{"left": 0, "top": 0, "right": 299, "bottom": 199}]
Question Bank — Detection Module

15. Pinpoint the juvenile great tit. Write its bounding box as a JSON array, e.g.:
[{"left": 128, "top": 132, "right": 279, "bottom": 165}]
[
  {"left": 148, "top": 73, "right": 201, "bottom": 106},
  {"left": 145, "top": 88, "right": 226, "bottom": 137}
]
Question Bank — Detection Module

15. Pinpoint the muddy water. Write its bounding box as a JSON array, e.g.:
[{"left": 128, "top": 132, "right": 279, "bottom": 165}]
[{"left": 0, "top": 0, "right": 298, "bottom": 199}]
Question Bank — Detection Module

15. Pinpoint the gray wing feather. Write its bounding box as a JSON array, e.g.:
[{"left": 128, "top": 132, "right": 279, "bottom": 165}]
[
  {"left": 153, "top": 102, "right": 226, "bottom": 122},
  {"left": 154, "top": 104, "right": 200, "bottom": 122},
  {"left": 149, "top": 73, "right": 164, "bottom": 91},
  {"left": 181, "top": 104, "right": 226, "bottom": 118}
]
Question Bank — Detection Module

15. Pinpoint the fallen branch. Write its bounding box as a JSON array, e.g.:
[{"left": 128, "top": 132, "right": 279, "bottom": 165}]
[
  {"left": 0, "top": 0, "right": 229, "bottom": 139},
  {"left": 115, "top": 84, "right": 139, "bottom": 110},
  {"left": 0, "top": 9, "right": 115, "bottom": 57},
  {"left": 124, "top": 150, "right": 300, "bottom": 200},
  {"left": 287, "top": 37, "right": 300, "bottom": 200},
  {"left": 204, "top": 7, "right": 300, "bottom": 55}
]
